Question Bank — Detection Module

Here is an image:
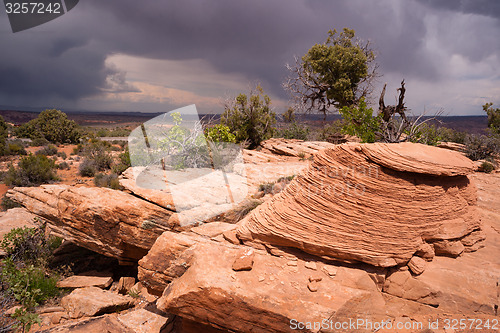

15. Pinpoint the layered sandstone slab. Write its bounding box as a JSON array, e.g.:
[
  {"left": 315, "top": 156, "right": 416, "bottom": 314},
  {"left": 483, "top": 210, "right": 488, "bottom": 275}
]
[
  {"left": 7, "top": 185, "right": 178, "bottom": 263},
  {"left": 143, "top": 231, "right": 382, "bottom": 333},
  {"left": 237, "top": 142, "right": 482, "bottom": 268}
]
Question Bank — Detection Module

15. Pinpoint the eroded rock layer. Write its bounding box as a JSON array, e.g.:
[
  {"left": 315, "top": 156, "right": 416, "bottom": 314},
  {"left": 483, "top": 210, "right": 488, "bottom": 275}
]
[
  {"left": 7, "top": 185, "right": 178, "bottom": 263},
  {"left": 237, "top": 142, "right": 482, "bottom": 267}
]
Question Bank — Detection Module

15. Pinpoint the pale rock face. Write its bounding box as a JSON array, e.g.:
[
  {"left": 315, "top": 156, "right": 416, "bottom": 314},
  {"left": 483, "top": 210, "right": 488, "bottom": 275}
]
[
  {"left": 61, "top": 287, "right": 134, "bottom": 319},
  {"left": 6, "top": 185, "right": 178, "bottom": 264},
  {"left": 57, "top": 272, "right": 113, "bottom": 289},
  {"left": 236, "top": 142, "right": 482, "bottom": 268}
]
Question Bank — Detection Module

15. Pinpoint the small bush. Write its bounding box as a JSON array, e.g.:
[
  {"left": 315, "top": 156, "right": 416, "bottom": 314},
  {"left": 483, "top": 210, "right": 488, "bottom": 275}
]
[
  {"left": 464, "top": 134, "right": 499, "bottom": 161},
  {"left": 78, "top": 159, "right": 97, "bottom": 177},
  {"left": 30, "top": 137, "right": 49, "bottom": 147},
  {"left": 112, "top": 150, "right": 131, "bottom": 175},
  {"left": 81, "top": 141, "right": 113, "bottom": 171},
  {"left": 57, "top": 161, "right": 70, "bottom": 170},
  {"left": 276, "top": 122, "right": 310, "bottom": 140},
  {"left": 205, "top": 124, "right": 237, "bottom": 143},
  {"left": 7, "top": 142, "right": 27, "bottom": 156},
  {"left": 57, "top": 151, "right": 67, "bottom": 160},
  {"left": 36, "top": 144, "right": 58, "bottom": 156},
  {"left": 94, "top": 173, "right": 121, "bottom": 190},
  {"left": 0, "top": 227, "right": 62, "bottom": 332},
  {"left": 4, "top": 154, "right": 58, "bottom": 187},
  {"left": 1, "top": 195, "right": 22, "bottom": 210},
  {"left": 479, "top": 161, "right": 495, "bottom": 173}
]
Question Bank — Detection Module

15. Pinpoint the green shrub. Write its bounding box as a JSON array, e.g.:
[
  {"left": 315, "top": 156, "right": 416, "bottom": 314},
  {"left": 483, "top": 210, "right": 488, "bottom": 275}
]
[
  {"left": 36, "top": 144, "right": 58, "bottom": 156},
  {"left": 57, "top": 161, "right": 70, "bottom": 170},
  {"left": 81, "top": 141, "right": 113, "bottom": 171},
  {"left": 1, "top": 195, "right": 22, "bottom": 210},
  {"left": 78, "top": 159, "right": 97, "bottom": 177},
  {"left": 309, "top": 120, "right": 344, "bottom": 142},
  {"left": 464, "top": 134, "right": 499, "bottom": 161},
  {"left": 57, "top": 151, "right": 67, "bottom": 160},
  {"left": 15, "top": 109, "right": 81, "bottom": 144},
  {"left": 205, "top": 124, "right": 237, "bottom": 143},
  {"left": 0, "top": 227, "right": 62, "bottom": 332},
  {"left": 30, "top": 137, "right": 50, "bottom": 147},
  {"left": 4, "top": 154, "right": 58, "bottom": 187},
  {"left": 276, "top": 122, "right": 310, "bottom": 140},
  {"left": 339, "top": 97, "right": 380, "bottom": 143},
  {"left": 221, "top": 85, "right": 276, "bottom": 148},
  {"left": 7, "top": 142, "right": 27, "bottom": 156},
  {"left": 479, "top": 161, "right": 495, "bottom": 173},
  {"left": 93, "top": 173, "right": 121, "bottom": 190},
  {"left": 437, "top": 127, "right": 467, "bottom": 144},
  {"left": 112, "top": 150, "right": 131, "bottom": 175}
]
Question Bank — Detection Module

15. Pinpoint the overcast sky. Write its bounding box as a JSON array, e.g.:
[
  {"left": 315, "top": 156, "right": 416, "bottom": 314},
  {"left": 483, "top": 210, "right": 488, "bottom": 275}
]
[{"left": 1, "top": 0, "right": 499, "bottom": 115}]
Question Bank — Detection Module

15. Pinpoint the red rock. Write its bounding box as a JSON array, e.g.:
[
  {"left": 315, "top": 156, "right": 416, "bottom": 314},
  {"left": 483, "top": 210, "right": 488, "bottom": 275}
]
[
  {"left": 117, "top": 309, "right": 172, "bottom": 333},
  {"left": 61, "top": 287, "right": 134, "bottom": 319},
  {"left": 237, "top": 142, "right": 481, "bottom": 267},
  {"left": 232, "top": 248, "right": 254, "bottom": 271},
  {"left": 57, "top": 272, "right": 113, "bottom": 289},
  {"left": 117, "top": 277, "right": 136, "bottom": 295},
  {"left": 408, "top": 256, "right": 427, "bottom": 275},
  {"left": 7, "top": 185, "right": 177, "bottom": 264}
]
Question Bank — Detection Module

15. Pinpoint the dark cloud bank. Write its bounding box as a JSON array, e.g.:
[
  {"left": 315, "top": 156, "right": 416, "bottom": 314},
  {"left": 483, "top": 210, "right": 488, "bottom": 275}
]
[{"left": 0, "top": 0, "right": 499, "bottom": 114}]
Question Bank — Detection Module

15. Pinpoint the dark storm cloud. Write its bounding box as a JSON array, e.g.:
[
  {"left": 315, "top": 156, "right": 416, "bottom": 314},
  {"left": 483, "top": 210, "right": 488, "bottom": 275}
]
[
  {"left": 416, "top": 0, "right": 500, "bottom": 19},
  {"left": 0, "top": 0, "right": 498, "bottom": 112}
]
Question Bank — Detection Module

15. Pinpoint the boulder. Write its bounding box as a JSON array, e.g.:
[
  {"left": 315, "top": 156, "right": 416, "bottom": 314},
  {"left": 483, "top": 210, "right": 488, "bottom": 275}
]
[
  {"left": 61, "top": 287, "right": 134, "bottom": 318},
  {"left": 7, "top": 185, "right": 178, "bottom": 264},
  {"left": 117, "top": 309, "right": 172, "bottom": 333},
  {"left": 35, "top": 314, "right": 134, "bottom": 333},
  {"left": 259, "top": 138, "right": 336, "bottom": 158},
  {"left": 236, "top": 142, "right": 481, "bottom": 267},
  {"left": 117, "top": 277, "right": 136, "bottom": 294},
  {"left": 57, "top": 272, "right": 113, "bottom": 289},
  {"left": 141, "top": 231, "right": 382, "bottom": 333}
]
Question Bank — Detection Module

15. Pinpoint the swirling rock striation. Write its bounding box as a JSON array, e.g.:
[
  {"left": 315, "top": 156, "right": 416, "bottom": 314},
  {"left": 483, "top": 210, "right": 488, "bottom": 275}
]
[{"left": 237, "top": 142, "right": 482, "bottom": 268}]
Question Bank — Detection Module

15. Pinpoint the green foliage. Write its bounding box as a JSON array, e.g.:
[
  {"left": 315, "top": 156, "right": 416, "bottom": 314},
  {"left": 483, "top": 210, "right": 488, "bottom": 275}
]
[
  {"left": 0, "top": 116, "right": 9, "bottom": 156},
  {"left": 4, "top": 154, "right": 58, "bottom": 187},
  {"left": 0, "top": 227, "right": 62, "bottom": 332},
  {"left": 1, "top": 195, "right": 22, "bottom": 210},
  {"left": 16, "top": 109, "right": 81, "bottom": 144},
  {"left": 155, "top": 112, "right": 211, "bottom": 170},
  {"left": 464, "top": 134, "right": 500, "bottom": 161},
  {"left": 339, "top": 98, "right": 380, "bottom": 143},
  {"left": 205, "top": 124, "right": 237, "bottom": 143},
  {"left": 36, "top": 144, "right": 58, "bottom": 156},
  {"left": 221, "top": 85, "right": 276, "bottom": 148},
  {"left": 57, "top": 151, "right": 67, "bottom": 159},
  {"left": 78, "top": 159, "right": 97, "bottom": 177},
  {"left": 81, "top": 140, "right": 113, "bottom": 171},
  {"left": 276, "top": 122, "right": 310, "bottom": 140},
  {"left": 57, "top": 161, "right": 70, "bottom": 170},
  {"left": 479, "top": 161, "right": 495, "bottom": 173},
  {"left": 94, "top": 173, "right": 122, "bottom": 190},
  {"left": 94, "top": 127, "right": 131, "bottom": 138},
  {"left": 30, "top": 137, "right": 50, "bottom": 147},
  {"left": 283, "top": 107, "right": 296, "bottom": 123},
  {"left": 287, "top": 28, "right": 376, "bottom": 119},
  {"left": 112, "top": 149, "right": 131, "bottom": 175},
  {"left": 483, "top": 102, "right": 500, "bottom": 135},
  {"left": 436, "top": 127, "right": 467, "bottom": 144},
  {"left": 7, "top": 142, "right": 28, "bottom": 156}
]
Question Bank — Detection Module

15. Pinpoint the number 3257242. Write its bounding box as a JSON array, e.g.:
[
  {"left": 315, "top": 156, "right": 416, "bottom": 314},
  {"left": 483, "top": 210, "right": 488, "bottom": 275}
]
[{"left": 5, "top": 2, "right": 62, "bottom": 14}]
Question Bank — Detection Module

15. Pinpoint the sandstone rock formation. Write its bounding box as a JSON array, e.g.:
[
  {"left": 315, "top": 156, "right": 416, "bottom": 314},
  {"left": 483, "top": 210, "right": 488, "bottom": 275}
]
[
  {"left": 61, "top": 287, "right": 134, "bottom": 318},
  {"left": 237, "top": 142, "right": 482, "bottom": 268},
  {"left": 7, "top": 185, "right": 178, "bottom": 264}
]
